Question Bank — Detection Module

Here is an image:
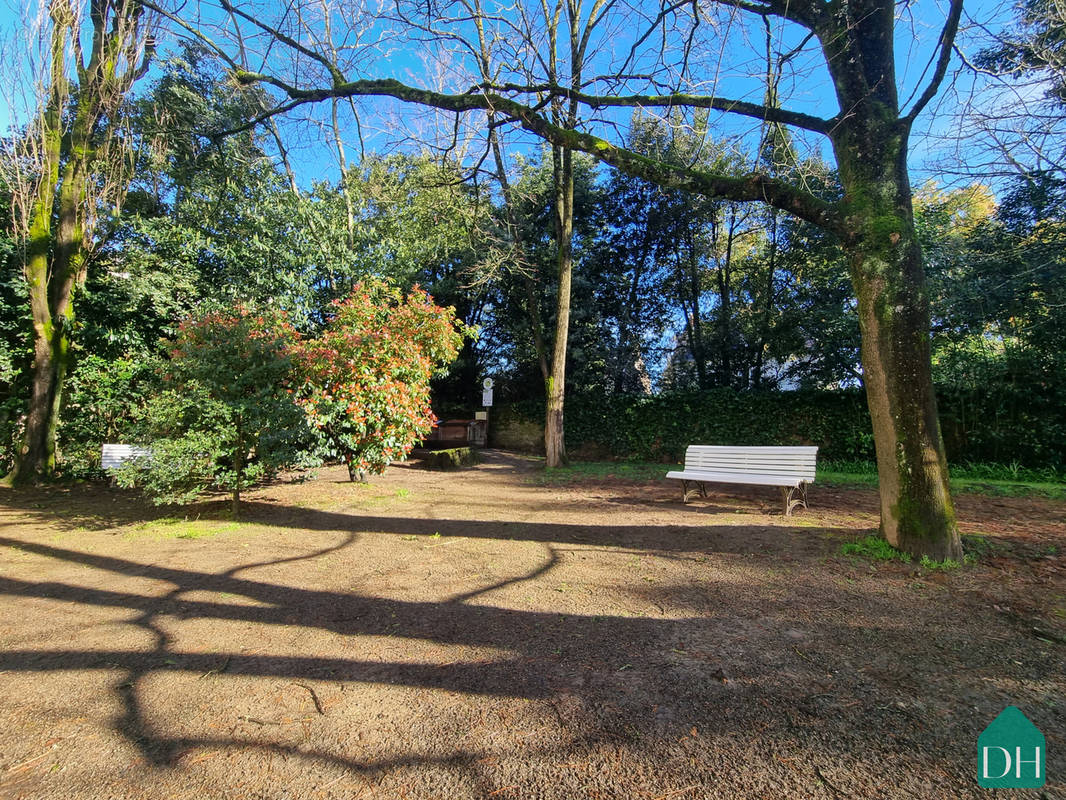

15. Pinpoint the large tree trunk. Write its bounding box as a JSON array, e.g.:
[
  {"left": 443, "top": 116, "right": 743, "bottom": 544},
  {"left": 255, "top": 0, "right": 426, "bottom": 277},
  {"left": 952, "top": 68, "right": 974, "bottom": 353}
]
[
  {"left": 4, "top": 0, "right": 150, "bottom": 485},
  {"left": 16, "top": 328, "right": 64, "bottom": 481},
  {"left": 11, "top": 137, "right": 88, "bottom": 483},
  {"left": 545, "top": 144, "right": 574, "bottom": 468},
  {"left": 836, "top": 128, "right": 962, "bottom": 560},
  {"left": 4, "top": 16, "right": 68, "bottom": 486},
  {"left": 815, "top": 0, "right": 962, "bottom": 561}
]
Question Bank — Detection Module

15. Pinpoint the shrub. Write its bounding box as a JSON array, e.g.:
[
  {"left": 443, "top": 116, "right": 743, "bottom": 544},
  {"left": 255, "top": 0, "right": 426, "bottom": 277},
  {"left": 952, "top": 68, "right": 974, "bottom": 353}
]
[
  {"left": 294, "top": 280, "right": 469, "bottom": 481},
  {"left": 58, "top": 355, "right": 160, "bottom": 478},
  {"left": 114, "top": 308, "right": 311, "bottom": 514}
]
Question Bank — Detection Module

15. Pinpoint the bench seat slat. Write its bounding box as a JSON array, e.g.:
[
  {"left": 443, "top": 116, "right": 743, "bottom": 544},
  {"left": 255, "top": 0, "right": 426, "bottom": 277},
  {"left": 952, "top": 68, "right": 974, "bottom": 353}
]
[
  {"left": 685, "top": 460, "right": 816, "bottom": 469},
  {"left": 101, "top": 444, "right": 151, "bottom": 470},
  {"left": 687, "top": 470, "right": 813, "bottom": 475},
  {"left": 666, "top": 470, "right": 809, "bottom": 488},
  {"left": 684, "top": 449, "right": 819, "bottom": 455},
  {"left": 687, "top": 461, "right": 815, "bottom": 467}
]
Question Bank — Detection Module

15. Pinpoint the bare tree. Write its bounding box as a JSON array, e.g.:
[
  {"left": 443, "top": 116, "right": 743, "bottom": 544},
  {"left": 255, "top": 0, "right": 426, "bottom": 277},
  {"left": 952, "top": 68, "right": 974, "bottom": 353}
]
[
  {"left": 161, "top": 0, "right": 967, "bottom": 558},
  {"left": 2, "top": 0, "right": 156, "bottom": 484},
  {"left": 945, "top": 0, "right": 1066, "bottom": 179}
]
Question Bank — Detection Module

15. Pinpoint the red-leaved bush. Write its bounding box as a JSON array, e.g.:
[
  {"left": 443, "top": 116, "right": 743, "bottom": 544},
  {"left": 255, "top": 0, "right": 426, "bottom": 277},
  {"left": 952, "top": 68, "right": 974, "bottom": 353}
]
[{"left": 293, "top": 279, "right": 469, "bottom": 480}]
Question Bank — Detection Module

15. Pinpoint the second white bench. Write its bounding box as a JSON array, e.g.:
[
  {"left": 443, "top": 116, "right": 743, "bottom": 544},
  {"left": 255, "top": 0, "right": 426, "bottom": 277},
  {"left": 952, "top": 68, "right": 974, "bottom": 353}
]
[
  {"left": 101, "top": 443, "right": 151, "bottom": 470},
  {"left": 666, "top": 445, "right": 818, "bottom": 515}
]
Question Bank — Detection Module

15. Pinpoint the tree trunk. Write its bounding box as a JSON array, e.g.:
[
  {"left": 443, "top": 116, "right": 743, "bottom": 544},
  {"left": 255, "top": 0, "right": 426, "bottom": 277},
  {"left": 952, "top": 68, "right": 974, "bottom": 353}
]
[
  {"left": 232, "top": 424, "right": 244, "bottom": 518},
  {"left": 16, "top": 331, "right": 62, "bottom": 481},
  {"left": 346, "top": 457, "right": 367, "bottom": 483},
  {"left": 835, "top": 128, "right": 962, "bottom": 560},
  {"left": 4, "top": 0, "right": 150, "bottom": 484},
  {"left": 13, "top": 151, "right": 88, "bottom": 483},
  {"left": 752, "top": 209, "right": 778, "bottom": 389},
  {"left": 713, "top": 208, "right": 737, "bottom": 387},
  {"left": 2, "top": 13, "right": 67, "bottom": 486},
  {"left": 545, "top": 144, "right": 574, "bottom": 468},
  {"left": 677, "top": 233, "right": 708, "bottom": 389},
  {"left": 613, "top": 224, "right": 651, "bottom": 394}
]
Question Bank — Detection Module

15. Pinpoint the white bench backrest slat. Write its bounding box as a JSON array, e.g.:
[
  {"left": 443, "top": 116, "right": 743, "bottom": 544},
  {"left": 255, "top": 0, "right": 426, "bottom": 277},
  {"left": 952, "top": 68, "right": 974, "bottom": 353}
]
[
  {"left": 101, "top": 444, "right": 150, "bottom": 470},
  {"left": 684, "top": 445, "right": 817, "bottom": 480}
]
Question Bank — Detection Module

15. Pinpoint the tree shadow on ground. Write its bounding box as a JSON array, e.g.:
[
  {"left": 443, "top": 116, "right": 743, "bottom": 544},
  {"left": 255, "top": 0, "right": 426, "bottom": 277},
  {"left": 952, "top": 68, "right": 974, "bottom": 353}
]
[
  {"left": 0, "top": 518, "right": 1060, "bottom": 799},
  {"left": 0, "top": 478, "right": 851, "bottom": 556},
  {"left": 2, "top": 463, "right": 1065, "bottom": 796}
]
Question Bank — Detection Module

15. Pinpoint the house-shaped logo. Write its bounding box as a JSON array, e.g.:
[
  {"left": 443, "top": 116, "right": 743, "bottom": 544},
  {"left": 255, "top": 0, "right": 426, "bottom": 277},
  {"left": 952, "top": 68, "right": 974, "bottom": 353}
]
[{"left": 978, "top": 706, "right": 1046, "bottom": 788}]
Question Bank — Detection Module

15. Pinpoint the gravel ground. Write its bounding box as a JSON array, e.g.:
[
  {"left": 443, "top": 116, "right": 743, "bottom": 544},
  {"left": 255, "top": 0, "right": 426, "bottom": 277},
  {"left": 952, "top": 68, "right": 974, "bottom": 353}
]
[{"left": 0, "top": 450, "right": 1063, "bottom": 799}]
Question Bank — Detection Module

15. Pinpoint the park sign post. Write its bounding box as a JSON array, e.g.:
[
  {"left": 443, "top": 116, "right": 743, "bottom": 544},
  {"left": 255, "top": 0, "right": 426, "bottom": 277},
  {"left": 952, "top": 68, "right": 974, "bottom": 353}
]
[
  {"left": 978, "top": 706, "right": 1045, "bottom": 788},
  {"left": 482, "top": 377, "right": 493, "bottom": 407}
]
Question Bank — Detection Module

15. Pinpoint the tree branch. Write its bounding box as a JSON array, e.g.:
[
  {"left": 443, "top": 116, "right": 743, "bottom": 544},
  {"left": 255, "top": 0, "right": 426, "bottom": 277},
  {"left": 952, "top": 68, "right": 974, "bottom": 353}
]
[
  {"left": 712, "top": 0, "right": 822, "bottom": 30},
  {"left": 902, "top": 0, "right": 964, "bottom": 124},
  {"left": 552, "top": 86, "right": 833, "bottom": 134},
  {"left": 231, "top": 72, "right": 844, "bottom": 232}
]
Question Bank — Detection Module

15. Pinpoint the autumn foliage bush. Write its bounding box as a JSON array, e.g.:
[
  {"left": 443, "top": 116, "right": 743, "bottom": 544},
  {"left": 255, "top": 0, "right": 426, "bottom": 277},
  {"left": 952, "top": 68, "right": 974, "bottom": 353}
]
[
  {"left": 114, "top": 281, "right": 468, "bottom": 510},
  {"left": 293, "top": 279, "right": 469, "bottom": 481}
]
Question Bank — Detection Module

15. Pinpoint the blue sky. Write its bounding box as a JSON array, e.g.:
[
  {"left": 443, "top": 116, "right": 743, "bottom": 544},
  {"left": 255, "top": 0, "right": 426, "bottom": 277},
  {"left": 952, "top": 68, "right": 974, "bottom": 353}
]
[{"left": 0, "top": 0, "right": 1029, "bottom": 194}]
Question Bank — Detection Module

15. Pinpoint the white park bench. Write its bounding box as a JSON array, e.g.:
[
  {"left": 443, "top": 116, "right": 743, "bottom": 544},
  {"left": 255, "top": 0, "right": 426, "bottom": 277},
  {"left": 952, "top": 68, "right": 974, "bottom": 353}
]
[
  {"left": 666, "top": 445, "right": 818, "bottom": 515},
  {"left": 101, "top": 443, "right": 150, "bottom": 470}
]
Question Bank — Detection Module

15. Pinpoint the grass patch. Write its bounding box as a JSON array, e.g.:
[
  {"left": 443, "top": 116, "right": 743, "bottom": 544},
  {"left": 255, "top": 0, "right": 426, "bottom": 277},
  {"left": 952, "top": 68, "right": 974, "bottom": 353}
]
[
  {"left": 961, "top": 533, "right": 1004, "bottom": 562},
  {"left": 950, "top": 477, "right": 1066, "bottom": 500},
  {"left": 818, "top": 459, "right": 1066, "bottom": 500},
  {"left": 841, "top": 535, "right": 981, "bottom": 569},
  {"left": 919, "top": 554, "right": 962, "bottom": 571},
  {"left": 817, "top": 465, "right": 878, "bottom": 489},
  {"left": 533, "top": 461, "right": 670, "bottom": 486},
  {"left": 840, "top": 535, "right": 912, "bottom": 563},
  {"left": 124, "top": 516, "right": 244, "bottom": 540}
]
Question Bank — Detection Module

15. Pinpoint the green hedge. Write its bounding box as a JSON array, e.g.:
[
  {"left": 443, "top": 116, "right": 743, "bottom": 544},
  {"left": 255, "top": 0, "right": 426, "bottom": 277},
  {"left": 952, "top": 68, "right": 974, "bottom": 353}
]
[{"left": 494, "top": 387, "right": 1066, "bottom": 468}]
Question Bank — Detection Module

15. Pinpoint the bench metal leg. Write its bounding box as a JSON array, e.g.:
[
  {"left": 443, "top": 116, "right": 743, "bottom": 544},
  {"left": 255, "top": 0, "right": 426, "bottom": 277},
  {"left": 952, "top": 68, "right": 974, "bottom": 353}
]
[
  {"left": 681, "top": 479, "right": 708, "bottom": 504},
  {"left": 781, "top": 482, "right": 810, "bottom": 516}
]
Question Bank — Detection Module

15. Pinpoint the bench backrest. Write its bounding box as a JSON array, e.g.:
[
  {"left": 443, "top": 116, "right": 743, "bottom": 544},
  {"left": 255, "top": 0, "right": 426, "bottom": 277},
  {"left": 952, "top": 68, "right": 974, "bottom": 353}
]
[
  {"left": 684, "top": 445, "right": 818, "bottom": 481},
  {"left": 101, "top": 444, "right": 150, "bottom": 470}
]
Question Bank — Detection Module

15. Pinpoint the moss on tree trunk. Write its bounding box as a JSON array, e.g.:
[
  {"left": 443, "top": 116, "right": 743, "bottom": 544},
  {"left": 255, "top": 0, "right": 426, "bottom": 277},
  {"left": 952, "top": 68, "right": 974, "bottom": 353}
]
[
  {"left": 5, "top": 0, "right": 151, "bottom": 484},
  {"left": 835, "top": 120, "right": 962, "bottom": 561}
]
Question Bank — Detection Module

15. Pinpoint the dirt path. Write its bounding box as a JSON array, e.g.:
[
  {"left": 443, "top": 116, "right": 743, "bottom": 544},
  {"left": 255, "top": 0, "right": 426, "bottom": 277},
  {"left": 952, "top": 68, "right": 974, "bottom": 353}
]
[{"left": 0, "top": 451, "right": 1063, "bottom": 799}]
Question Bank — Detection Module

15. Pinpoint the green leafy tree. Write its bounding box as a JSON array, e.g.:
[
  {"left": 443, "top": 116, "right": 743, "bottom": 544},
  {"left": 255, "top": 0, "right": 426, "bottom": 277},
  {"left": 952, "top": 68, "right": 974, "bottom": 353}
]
[
  {"left": 58, "top": 355, "right": 159, "bottom": 477},
  {"left": 294, "top": 280, "right": 469, "bottom": 481},
  {"left": 920, "top": 176, "right": 1066, "bottom": 465},
  {"left": 327, "top": 155, "right": 494, "bottom": 408},
  {"left": 116, "top": 309, "right": 309, "bottom": 514},
  {"left": 977, "top": 0, "right": 1066, "bottom": 103},
  {"left": 486, "top": 149, "right": 604, "bottom": 401}
]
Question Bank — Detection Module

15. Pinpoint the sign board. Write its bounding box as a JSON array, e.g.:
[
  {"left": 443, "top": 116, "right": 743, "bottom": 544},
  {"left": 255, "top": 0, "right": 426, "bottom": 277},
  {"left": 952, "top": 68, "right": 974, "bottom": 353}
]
[
  {"left": 482, "top": 388, "right": 493, "bottom": 407},
  {"left": 475, "top": 411, "right": 488, "bottom": 421},
  {"left": 978, "top": 706, "right": 1045, "bottom": 788}
]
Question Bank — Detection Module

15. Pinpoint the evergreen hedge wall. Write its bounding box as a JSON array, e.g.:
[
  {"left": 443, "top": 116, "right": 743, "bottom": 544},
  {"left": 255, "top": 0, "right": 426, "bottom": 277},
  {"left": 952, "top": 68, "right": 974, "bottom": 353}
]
[{"left": 491, "top": 387, "right": 1066, "bottom": 468}]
